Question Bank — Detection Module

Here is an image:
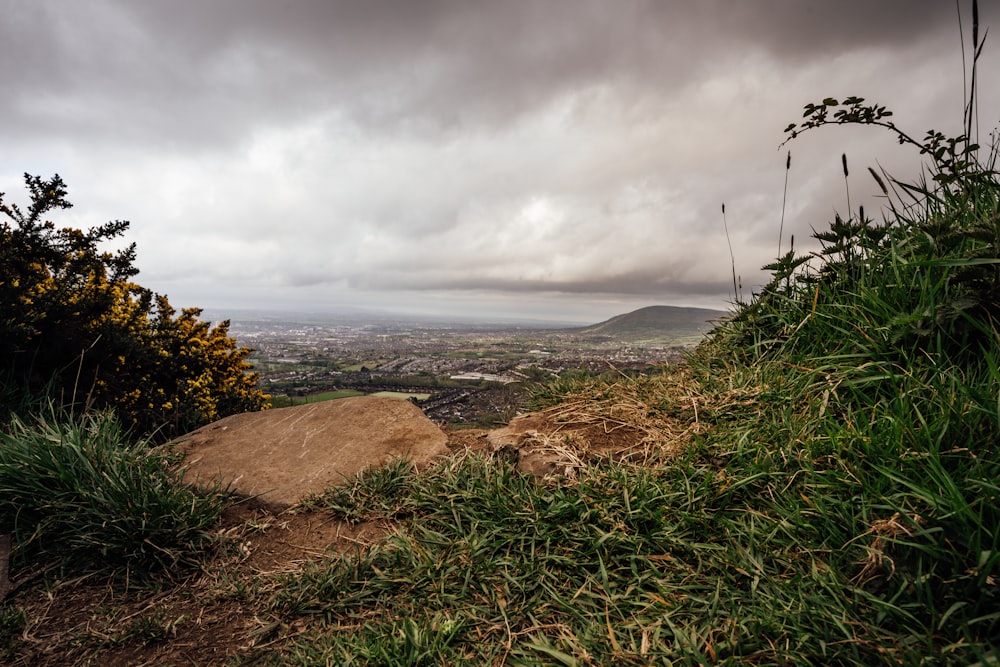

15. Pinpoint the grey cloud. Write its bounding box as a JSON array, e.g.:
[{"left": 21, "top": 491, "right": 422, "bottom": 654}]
[
  {"left": 11, "top": 0, "right": 964, "bottom": 146},
  {"left": 2, "top": 0, "right": 996, "bottom": 321},
  {"left": 703, "top": 0, "right": 960, "bottom": 56},
  {"left": 358, "top": 272, "right": 731, "bottom": 299}
]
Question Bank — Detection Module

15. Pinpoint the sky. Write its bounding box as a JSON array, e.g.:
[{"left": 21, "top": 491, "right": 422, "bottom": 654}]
[{"left": 2, "top": 1, "right": 998, "bottom": 324}]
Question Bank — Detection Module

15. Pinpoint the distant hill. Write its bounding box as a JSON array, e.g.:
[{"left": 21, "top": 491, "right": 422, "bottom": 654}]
[{"left": 572, "top": 305, "right": 728, "bottom": 342}]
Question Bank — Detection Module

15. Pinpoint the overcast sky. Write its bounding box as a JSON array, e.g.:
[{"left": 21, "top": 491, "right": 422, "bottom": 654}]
[{"left": 3, "top": 1, "right": 997, "bottom": 324}]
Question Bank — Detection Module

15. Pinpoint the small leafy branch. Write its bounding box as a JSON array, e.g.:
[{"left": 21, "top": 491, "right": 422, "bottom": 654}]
[
  {"left": 781, "top": 0, "right": 991, "bottom": 189},
  {"left": 781, "top": 96, "right": 984, "bottom": 188}
]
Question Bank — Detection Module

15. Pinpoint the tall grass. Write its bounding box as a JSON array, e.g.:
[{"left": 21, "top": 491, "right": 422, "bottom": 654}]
[
  {"left": 0, "top": 407, "right": 229, "bottom": 577},
  {"left": 689, "top": 70, "right": 1000, "bottom": 660},
  {"left": 256, "top": 26, "right": 1000, "bottom": 663}
]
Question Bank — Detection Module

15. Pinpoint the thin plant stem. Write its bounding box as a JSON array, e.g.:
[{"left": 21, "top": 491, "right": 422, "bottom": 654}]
[
  {"left": 779, "top": 150, "right": 791, "bottom": 256},
  {"left": 842, "top": 153, "right": 851, "bottom": 220},
  {"left": 722, "top": 202, "right": 738, "bottom": 302},
  {"left": 958, "top": 0, "right": 967, "bottom": 124}
]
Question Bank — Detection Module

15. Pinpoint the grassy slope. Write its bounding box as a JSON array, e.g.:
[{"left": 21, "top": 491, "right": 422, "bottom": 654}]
[
  {"left": 259, "top": 136, "right": 1000, "bottom": 663},
  {"left": 571, "top": 305, "right": 726, "bottom": 341},
  {"left": 3, "top": 105, "right": 999, "bottom": 667}
]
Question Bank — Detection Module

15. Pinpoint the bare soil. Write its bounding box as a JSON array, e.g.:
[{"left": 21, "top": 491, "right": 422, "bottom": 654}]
[{"left": 3, "top": 406, "right": 676, "bottom": 666}]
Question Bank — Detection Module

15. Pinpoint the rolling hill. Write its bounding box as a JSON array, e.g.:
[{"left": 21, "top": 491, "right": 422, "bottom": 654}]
[{"left": 572, "top": 305, "right": 728, "bottom": 341}]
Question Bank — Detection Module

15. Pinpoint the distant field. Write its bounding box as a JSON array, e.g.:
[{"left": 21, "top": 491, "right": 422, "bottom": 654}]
[
  {"left": 289, "top": 389, "right": 365, "bottom": 404},
  {"left": 283, "top": 389, "right": 430, "bottom": 406},
  {"left": 371, "top": 390, "right": 432, "bottom": 401}
]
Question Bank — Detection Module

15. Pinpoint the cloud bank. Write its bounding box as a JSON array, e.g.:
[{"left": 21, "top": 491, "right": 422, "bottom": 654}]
[{"left": 2, "top": 0, "right": 996, "bottom": 322}]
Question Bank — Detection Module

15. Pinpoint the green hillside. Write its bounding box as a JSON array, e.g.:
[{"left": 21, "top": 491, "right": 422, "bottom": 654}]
[{"left": 574, "top": 305, "right": 727, "bottom": 341}]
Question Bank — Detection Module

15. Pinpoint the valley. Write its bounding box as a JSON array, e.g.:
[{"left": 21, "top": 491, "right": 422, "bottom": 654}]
[{"left": 226, "top": 305, "right": 725, "bottom": 427}]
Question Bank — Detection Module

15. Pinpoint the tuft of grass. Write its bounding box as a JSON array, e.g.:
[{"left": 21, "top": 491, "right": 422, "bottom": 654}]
[
  {"left": 264, "top": 445, "right": 904, "bottom": 665},
  {"left": 0, "top": 406, "right": 230, "bottom": 577},
  {"left": 299, "top": 457, "right": 420, "bottom": 523},
  {"left": 0, "top": 606, "right": 26, "bottom": 661}
]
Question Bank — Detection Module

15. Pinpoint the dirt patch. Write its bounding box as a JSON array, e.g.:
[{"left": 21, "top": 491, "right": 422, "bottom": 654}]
[
  {"left": 11, "top": 554, "right": 263, "bottom": 666},
  {"left": 3, "top": 399, "right": 694, "bottom": 666},
  {"left": 6, "top": 503, "right": 388, "bottom": 667},
  {"left": 443, "top": 427, "right": 492, "bottom": 453},
  {"left": 489, "top": 410, "right": 647, "bottom": 453},
  {"left": 485, "top": 402, "right": 688, "bottom": 480},
  {"left": 237, "top": 509, "right": 384, "bottom": 574}
]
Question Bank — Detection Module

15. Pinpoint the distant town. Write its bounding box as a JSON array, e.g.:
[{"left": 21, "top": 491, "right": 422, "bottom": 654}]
[{"left": 223, "top": 306, "right": 724, "bottom": 426}]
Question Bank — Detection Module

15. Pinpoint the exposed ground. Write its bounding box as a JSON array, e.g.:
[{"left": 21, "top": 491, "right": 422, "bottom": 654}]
[
  {"left": 6, "top": 505, "right": 386, "bottom": 666},
  {"left": 4, "top": 387, "right": 694, "bottom": 666}
]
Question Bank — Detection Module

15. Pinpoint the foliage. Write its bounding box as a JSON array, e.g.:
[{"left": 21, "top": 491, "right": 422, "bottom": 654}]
[
  {"left": 260, "top": 22, "right": 1000, "bottom": 664},
  {"left": 0, "top": 407, "right": 228, "bottom": 576},
  {"left": 686, "top": 63, "right": 1000, "bottom": 663},
  {"left": 0, "top": 173, "right": 267, "bottom": 438},
  {"left": 782, "top": 0, "right": 989, "bottom": 193}
]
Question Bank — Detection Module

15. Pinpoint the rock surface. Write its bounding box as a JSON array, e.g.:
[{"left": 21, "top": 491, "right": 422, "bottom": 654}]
[{"left": 177, "top": 396, "right": 449, "bottom": 509}]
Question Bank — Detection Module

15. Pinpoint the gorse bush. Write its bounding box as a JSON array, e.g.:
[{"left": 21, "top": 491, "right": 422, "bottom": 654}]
[
  {"left": 0, "top": 407, "right": 228, "bottom": 575},
  {"left": 0, "top": 174, "right": 268, "bottom": 438}
]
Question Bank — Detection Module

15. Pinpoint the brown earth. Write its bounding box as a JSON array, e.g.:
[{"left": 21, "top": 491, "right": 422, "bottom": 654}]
[
  {"left": 6, "top": 502, "right": 391, "bottom": 667},
  {"left": 4, "top": 400, "right": 686, "bottom": 666}
]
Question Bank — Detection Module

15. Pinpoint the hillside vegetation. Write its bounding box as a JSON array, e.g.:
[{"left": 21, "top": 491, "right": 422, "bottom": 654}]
[
  {"left": 572, "top": 305, "right": 725, "bottom": 341},
  {"left": 2, "top": 12, "right": 999, "bottom": 664},
  {"left": 0, "top": 174, "right": 267, "bottom": 440}
]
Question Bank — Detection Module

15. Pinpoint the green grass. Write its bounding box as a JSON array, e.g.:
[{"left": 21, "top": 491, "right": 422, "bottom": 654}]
[
  {"left": 288, "top": 389, "right": 366, "bottom": 404},
  {"left": 279, "top": 453, "right": 751, "bottom": 665},
  {"left": 371, "top": 390, "right": 433, "bottom": 401},
  {"left": 0, "top": 407, "right": 229, "bottom": 577},
  {"left": 249, "top": 79, "right": 1000, "bottom": 663},
  {"left": 273, "top": 390, "right": 429, "bottom": 408}
]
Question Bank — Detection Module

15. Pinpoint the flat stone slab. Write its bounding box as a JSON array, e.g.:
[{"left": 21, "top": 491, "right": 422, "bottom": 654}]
[{"left": 176, "top": 396, "right": 449, "bottom": 509}]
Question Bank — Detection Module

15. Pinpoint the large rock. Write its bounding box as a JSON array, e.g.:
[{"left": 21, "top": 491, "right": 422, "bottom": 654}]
[{"left": 177, "top": 396, "right": 449, "bottom": 509}]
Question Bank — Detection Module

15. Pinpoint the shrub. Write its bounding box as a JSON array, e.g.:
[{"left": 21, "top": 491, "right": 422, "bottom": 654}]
[{"left": 0, "top": 173, "right": 267, "bottom": 438}]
